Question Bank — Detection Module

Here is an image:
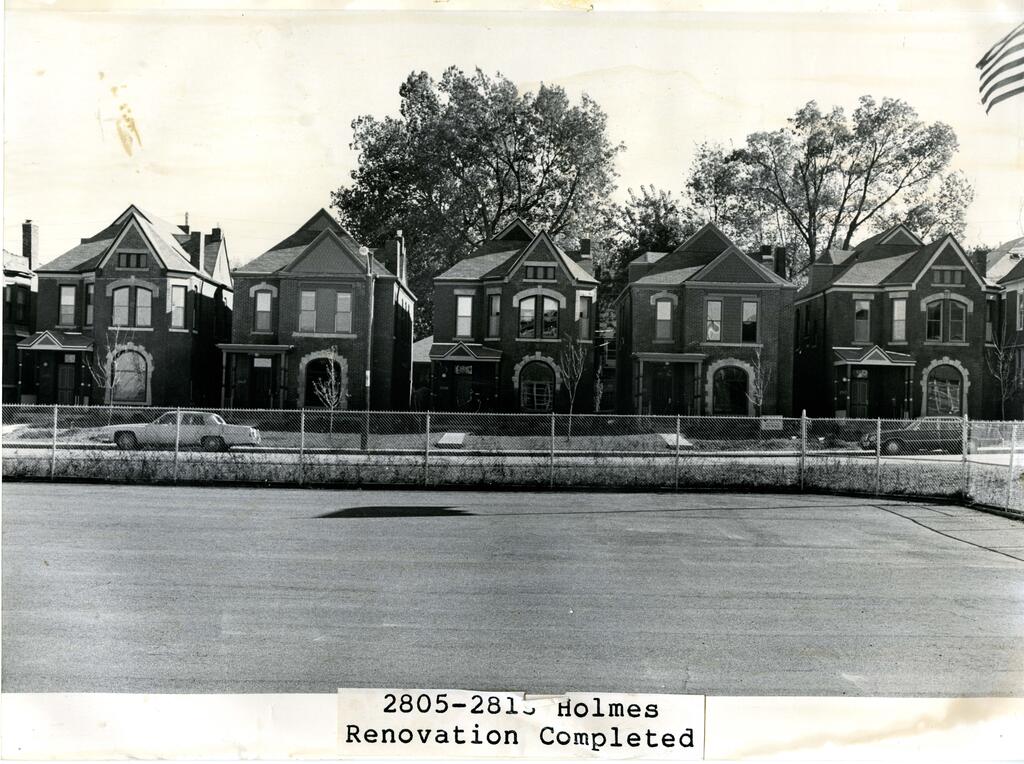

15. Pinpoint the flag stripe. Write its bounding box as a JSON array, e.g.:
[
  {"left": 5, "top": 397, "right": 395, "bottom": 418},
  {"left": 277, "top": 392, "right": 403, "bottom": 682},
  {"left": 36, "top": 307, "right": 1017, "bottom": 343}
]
[
  {"left": 983, "top": 69, "right": 1024, "bottom": 105},
  {"left": 977, "top": 21, "right": 1024, "bottom": 68},
  {"left": 981, "top": 58, "right": 1024, "bottom": 102},
  {"left": 986, "top": 83, "right": 1024, "bottom": 113},
  {"left": 980, "top": 45, "right": 1024, "bottom": 90}
]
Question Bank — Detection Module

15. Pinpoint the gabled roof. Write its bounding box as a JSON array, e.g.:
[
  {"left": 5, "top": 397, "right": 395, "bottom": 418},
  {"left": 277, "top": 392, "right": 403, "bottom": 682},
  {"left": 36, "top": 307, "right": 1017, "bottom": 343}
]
[
  {"left": 35, "top": 205, "right": 230, "bottom": 287},
  {"left": 802, "top": 227, "right": 990, "bottom": 295},
  {"left": 412, "top": 335, "right": 433, "bottom": 365},
  {"left": 428, "top": 341, "right": 502, "bottom": 361},
  {"left": 493, "top": 217, "right": 536, "bottom": 243},
  {"left": 631, "top": 222, "right": 790, "bottom": 287},
  {"left": 17, "top": 329, "right": 94, "bottom": 352},
  {"left": 988, "top": 235, "right": 1024, "bottom": 283},
  {"left": 833, "top": 345, "right": 915, "bottom": 367},
  {"left": 234, "top": 209, "right": 393, "bottom": 277},
  {"left": 434, "top": 225, "right": 598, "bottom": 285}
]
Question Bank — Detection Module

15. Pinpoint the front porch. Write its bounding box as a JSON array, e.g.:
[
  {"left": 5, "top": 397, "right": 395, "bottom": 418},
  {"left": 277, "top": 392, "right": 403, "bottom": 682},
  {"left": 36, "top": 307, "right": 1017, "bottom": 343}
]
[
  {"left": 429, "top": 341, "right": 501, "bottom": 411},
  {"left": 218, "top": 344, "right": 293, "bottom": 408},
  {"left": 16, "top": 330, "right": 95, "bottom": 405},
  {"left": 832, "top": 346, "right": 916, "bottom": 419},
  {"left": 633, "top": 352, "right": 707, "bottom": 415}
]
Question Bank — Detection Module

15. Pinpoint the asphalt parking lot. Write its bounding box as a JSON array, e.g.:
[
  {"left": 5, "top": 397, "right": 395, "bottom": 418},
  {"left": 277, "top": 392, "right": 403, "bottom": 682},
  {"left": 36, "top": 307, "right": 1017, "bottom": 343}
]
[{"left": 3, "top": 484, "right": 1023, "bottom": 695}]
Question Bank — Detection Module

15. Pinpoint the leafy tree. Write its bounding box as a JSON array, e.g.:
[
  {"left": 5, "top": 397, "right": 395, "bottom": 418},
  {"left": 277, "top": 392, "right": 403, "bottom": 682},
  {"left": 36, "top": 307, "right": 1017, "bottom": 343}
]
[
  {"left": 709, "top": 96, "right": 959, "bottom": 277},
  {"left": 332, "top": 67, "right": 623, "bottom": 336},
  {"left": 598, "top": 185, "right": 700, "bottom": 304},
  {"left": 874, "top": 171, "right": 975, "bottom": 241}
]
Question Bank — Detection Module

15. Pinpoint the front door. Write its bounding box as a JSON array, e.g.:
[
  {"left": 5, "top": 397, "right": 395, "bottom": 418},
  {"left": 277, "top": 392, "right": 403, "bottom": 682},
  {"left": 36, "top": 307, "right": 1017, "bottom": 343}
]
[
  {"left": 850, "top": 374, "right": 869, "bottom": 418},
  {"left": 56, "top": 363, "right": 76, "bottom": 404},
  {"left": 250, "top": 358, "right": 274, "bottom": 408},
  {"left": 650, "top": 364, "right": 675, "bottom": 415}
]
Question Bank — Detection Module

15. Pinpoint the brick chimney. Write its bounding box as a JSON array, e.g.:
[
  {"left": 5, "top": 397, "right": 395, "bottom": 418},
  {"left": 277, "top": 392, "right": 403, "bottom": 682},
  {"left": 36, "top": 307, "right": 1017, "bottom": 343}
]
[
  {"left": 181, "top": 212, "right": 190, "bottom": 235},
  {"left": 758, "top": 244, "right": 772, "bottom": 269},
  {"left": 22, "top": 220, "right": 38, "bottom": 270},
  {"left": 209, "top": 226, "right": 222, "bottom": 242},
  {"left": 973, "top": 250, "right": 988, "bottom": 279},
  {"left": 773, "top": 246, "right": 787, "bottom": 278},
  {"left": 382, "top": 230, "right": 406, "bottom": 283},
  {"left": 188, "top": 231, "right": 204, "bottom": 270},
  {"left": 579, "top": 238, "right": 592, "bottom": 259}
]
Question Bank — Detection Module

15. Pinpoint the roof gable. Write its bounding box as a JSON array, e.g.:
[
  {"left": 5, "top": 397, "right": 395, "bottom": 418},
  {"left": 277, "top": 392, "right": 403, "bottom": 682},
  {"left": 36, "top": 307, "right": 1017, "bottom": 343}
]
[
  {"left": 691, "top": 247, "right": 776, "bottom": 285},
  {"left": 671, "top": 222, "right": 733, "bottom": 256},
  {"left": 284, "top": 229, "right": 368, "bottom": 275},
  {"left": 500, "top": 231, "right": 597, "bottom": 284},
  {"left": 494, "top": 217, "right": 535, "bottom": 243}
]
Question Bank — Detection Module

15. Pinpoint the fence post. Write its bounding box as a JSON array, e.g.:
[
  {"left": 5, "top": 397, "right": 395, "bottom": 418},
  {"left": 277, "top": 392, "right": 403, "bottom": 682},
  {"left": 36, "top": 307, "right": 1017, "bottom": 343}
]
[
  {"left": 799, "top": 410, "right": 807, "bottom": 491},
  {"left": 961, "top": 414, "right": 970, "bottom": 501},
  {"left": 172, "top": 407, "right": 182, "bottom": 482},
  {"left": 874, "top": 417, "right": 881, "bottom": 496},
  {"left": 549, "top": 413, "right": 556, "bottom": 488},
  {"left": 1006, "top": 422, "right": 1018, "bottom": 511},
  {"left": 362, "top": 408, "right": 371, "bottom": 451},
  {"left": 423, "top": 411, "right": 431, "bottom": 486},
  {"left": 49, "top": 404, "right": 58, "bottom": 479},
  {"left": 674, "top": 414, "right": 681, "bottom": 491},
  {"left": 298, "top": 408, "right": 306, "bottom": 485}
]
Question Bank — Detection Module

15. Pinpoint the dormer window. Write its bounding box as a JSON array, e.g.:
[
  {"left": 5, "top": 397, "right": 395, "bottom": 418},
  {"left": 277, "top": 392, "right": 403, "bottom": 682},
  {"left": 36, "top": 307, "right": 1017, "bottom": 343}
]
[
  {"left": 117, "top": 252, "right": 147, "bottom": 269},
  {"left": 525, "top": 265, "right": 556, "bottom": 281}
]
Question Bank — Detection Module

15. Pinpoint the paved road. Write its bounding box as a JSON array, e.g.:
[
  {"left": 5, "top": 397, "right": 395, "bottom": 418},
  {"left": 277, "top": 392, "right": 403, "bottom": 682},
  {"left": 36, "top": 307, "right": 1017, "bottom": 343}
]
[{"left": 3, "top": 484, "right": 1023, "bottom": 695}]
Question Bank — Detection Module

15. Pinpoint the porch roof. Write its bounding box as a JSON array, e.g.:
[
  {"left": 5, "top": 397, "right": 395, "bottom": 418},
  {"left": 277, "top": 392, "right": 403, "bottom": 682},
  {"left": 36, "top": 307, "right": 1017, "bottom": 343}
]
[
  {"left": 17, "top": 330, "right": 94, "bottom": 352},
  {"left": 832, "top": 345, "right": 915, "bottom": 367},
  {"left": 634, "top": 351, "right": 707, "bottom": 363},
  {"left": 429, "top": 341, "right": 502, "bottom": 362},
  {"left": 217, "top": 343, "right": 294, "bottom": 354}
]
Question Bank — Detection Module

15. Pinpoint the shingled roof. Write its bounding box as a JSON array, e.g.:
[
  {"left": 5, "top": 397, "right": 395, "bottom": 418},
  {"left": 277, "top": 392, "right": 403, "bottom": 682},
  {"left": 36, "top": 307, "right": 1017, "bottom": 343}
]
[
  {"left": 36, "top": 205, "right": 231, "bottom": 287},
  {"left": 234, "top": 208, "right": 393, "bottom": 277},
  {"left": 434, "top": 221, "right": 598, "bottom": 285}
]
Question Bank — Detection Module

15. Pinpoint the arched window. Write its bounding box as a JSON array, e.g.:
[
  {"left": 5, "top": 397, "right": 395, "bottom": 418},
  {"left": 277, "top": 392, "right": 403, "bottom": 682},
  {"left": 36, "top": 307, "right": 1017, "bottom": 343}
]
[
  {"left": 712, "top": 365, "right": 749, "bottom": 416},
  {"left": 135, "top": 288, "right": 152, "bottom": 327},
  {"left": 518, "top": 296, "right": 559, "bottom": 339},
  {"left": 520, "top": 361, "right": 554, "bottom": 411},
  {"left": 112, "top": 287, "right": 130, "bottom": 326},
  {"left": 111, "top": 350, "right": 148, "bottom": 403},
  {"left": 518, "top": 296, "right": 536, "bottom": 338},
  {"left": 926, "top": 364, "right": 963, "bottom": 416}
]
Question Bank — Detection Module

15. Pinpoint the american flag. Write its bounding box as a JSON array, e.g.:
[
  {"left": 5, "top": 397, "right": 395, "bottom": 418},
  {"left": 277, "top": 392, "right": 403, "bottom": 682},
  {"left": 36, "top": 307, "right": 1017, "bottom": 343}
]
[{"left": 978, "top": 21, "right": 1024, "bottom": 113}]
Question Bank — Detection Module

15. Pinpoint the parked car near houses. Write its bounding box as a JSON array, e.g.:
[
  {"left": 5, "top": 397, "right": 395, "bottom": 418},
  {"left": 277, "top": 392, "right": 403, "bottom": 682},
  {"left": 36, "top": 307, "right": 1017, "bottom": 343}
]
[
  {"left": 103, "top": 411, "right": 261, "bottom": 451},
  {"left": 859, "top": 417, "right": 1003, "bottom": 455}
]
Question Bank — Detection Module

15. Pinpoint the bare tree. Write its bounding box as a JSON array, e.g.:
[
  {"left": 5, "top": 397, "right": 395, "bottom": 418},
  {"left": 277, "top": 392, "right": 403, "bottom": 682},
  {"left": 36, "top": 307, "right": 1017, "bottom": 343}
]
[
  {"left": 312, "top": 346, "right": 346, "bottom": 437},
  {"left": 986, "top": 322, "right": 1020, "bottom": 420},
  {"left": 559, "top": 333, "right": 588, "bottom": 442},
  {"left": 746, "top": 347, "right": 774, "bottom": 417},
  {"left": 84, "top": 325, "right": 135, "bottom": 423}
]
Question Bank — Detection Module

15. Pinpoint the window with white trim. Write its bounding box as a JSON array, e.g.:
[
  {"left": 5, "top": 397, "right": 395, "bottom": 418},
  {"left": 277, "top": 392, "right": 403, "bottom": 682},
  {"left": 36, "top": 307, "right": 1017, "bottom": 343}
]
[
  {"left": 655, "top": 299, "right": 672, "bottom": 341},
  {"left": 254, "top": 291, "right": 272, "bottom": 332},
  {"left": 334, "top": 291, "right": 352, "bottom": 333},
  {"left": 487, "top": 294, "right": 501, "bottom": 337},
  {"left": 456, "top": 295, "right": 473, "bottom": 337},
  {"left": 705, "top": 300, "right": 722, "bottom": 342},
  {"left": 299, "top": 290, "right": 316, "bottom": 332},
  {"left": 134, "top": 288, "right": 152, "bottom": 327},
  {"left": 171, "top": 285, "right": 187, "bottom": 329},
  {"left": 891, "top": 298, "right": 906, "bottom": 342},
  {"left": 853, "top": 299, "right": 871, "bottom": 342},
  {"left": 59, "top": 285, "right": 76, "bottom": 326},
  {"left": 111, "top": 287, "right": 130, "bottom": 327}
]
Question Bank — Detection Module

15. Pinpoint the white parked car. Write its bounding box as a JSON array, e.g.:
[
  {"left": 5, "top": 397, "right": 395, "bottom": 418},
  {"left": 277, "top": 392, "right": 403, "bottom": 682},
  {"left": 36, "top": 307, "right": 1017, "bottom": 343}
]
[{"left": 103, "top": 411, "right": 261, "bottom": 451}]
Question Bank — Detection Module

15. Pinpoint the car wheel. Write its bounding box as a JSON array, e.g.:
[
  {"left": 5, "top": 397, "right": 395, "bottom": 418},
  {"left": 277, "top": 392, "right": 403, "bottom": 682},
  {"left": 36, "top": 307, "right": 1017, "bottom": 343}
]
[
  {"left": 201, "top": 436, "right": 226, "bottom": 452},
  {"left": 114, "top": 432, "right": 138, "bottom": 450},
  {"left": 883, "top": 439, "right": 903, "bottom": 455}
]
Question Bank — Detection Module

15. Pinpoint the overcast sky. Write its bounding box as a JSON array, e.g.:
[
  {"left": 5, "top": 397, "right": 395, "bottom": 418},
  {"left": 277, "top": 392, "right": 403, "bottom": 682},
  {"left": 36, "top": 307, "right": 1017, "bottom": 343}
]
[{"left": 4, "top": 5, "right": 1023, "bottom": 266}]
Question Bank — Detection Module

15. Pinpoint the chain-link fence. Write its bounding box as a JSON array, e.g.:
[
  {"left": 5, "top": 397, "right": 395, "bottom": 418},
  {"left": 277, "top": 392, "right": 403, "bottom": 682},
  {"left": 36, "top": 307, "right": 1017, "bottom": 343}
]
[{"left": 2, "top": 405, "right": 1021, "bottom": 511}]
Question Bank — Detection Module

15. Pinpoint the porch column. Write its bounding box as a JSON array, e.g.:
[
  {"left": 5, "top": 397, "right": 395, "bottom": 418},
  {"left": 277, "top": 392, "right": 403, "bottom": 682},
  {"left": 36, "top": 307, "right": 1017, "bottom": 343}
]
[
  {"left": 220, "top": 350, "right": 228, "bottom": 407},
  {"left": 637, "top": 359, "right": 645, "bottom": 414},
  {"left": 846, "top": 363, "right": 852, "bottom": 415},
  {"left": 279, "top": 354, "right": 288, "bottom": 409},
  {"left": 16, "top": 348, "right": 23, "bottom": 401}
]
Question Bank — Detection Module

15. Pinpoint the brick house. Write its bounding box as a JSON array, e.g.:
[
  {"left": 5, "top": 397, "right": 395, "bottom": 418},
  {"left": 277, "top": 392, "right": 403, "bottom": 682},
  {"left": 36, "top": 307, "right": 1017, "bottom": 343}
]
[
  {"left": 16, "top": 205, "right": 232, "bottom": 406},
  {"left": 614, "top": 223, "right": 795, "bottom": 416},
  {"left": 220, "top": 209, "right": 415, "bottom": 410},
  {"left": 987, "top": 235, "right": 1024, "bottom": 418},
  {"left": 793, "top": 224, "right": 1001, "bottom": 419},
  {"left": 430, "top": 218, "right": 599, "bottom": 412},
  {"left": 3, "top": 221, "right": 38, "bottom": 402}
]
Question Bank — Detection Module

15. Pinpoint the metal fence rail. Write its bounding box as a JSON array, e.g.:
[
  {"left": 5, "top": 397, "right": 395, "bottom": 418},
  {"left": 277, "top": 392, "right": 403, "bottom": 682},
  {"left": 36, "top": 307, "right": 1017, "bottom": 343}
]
[{"left": 1, "top": 404, "right": 1021, "bottom": 511}]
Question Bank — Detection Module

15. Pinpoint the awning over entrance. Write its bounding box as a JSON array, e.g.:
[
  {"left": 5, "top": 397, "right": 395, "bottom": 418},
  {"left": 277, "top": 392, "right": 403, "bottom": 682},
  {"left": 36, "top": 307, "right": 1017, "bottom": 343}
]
[
  {"left": 429, "top": 341, "right": 502, "bottom": 363},
  {"left": 832, "top": 345, "right": 915, "bottom": 367},
  {"left": 17, "top": 330, "right": 94, "bottom": 352}
]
